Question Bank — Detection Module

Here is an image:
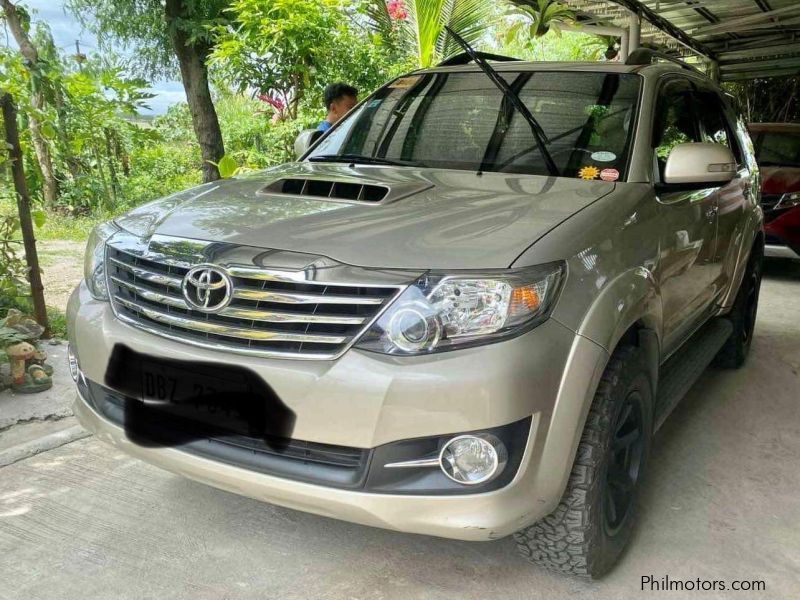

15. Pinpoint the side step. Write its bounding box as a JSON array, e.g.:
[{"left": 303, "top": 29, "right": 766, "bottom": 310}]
[{"left": 654, "top": 319, "right": 734, "bottom": 431}]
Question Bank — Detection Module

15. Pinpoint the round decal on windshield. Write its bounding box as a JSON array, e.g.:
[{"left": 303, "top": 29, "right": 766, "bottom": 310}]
[
  {"left": 591, "top": 151, "right": 617, "bottom": 163},
  {"left": 600, "top": 168, "right": 620, "bottom": 182}
]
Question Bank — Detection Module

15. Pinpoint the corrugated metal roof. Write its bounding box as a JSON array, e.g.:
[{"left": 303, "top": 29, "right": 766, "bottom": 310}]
[{"left": 514, "top": 0, "right": 800, "bottom": 81}]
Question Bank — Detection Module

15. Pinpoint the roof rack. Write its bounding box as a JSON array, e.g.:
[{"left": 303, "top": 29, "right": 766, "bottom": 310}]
[
  {"left": 438, "top": 51, "right": 521, "bottom": 67},
  {"left": 626, "top": 48, "right": 706, "bottom": 77}
]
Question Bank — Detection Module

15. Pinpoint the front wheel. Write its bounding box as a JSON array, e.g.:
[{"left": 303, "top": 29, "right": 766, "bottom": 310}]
[{"left": 514, "top": 345, "right": 653, "bottom": 578}]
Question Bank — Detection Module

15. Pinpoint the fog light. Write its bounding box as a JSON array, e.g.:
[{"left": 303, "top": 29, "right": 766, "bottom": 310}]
[
  {"left": 67, "top": 344, "right": 79, "bottom": 382},
  {"left": 439, "top": 434, "right": 507, "bottom": 485}
]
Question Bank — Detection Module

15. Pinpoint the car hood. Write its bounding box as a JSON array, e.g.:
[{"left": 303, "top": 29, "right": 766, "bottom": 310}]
[{"left": 115, "top": 163, "right": 615, "bottom": 269}]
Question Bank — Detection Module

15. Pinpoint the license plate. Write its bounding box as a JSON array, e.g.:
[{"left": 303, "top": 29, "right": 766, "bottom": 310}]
[
  {"left": 139, "top": 361, "right": 254, "bottom": 431},
  {"left": 104, "top": 344, "right": 296, "bottom": 447},
  {"left": 139, "top": 360, "right": 250, "bottom": 404}
]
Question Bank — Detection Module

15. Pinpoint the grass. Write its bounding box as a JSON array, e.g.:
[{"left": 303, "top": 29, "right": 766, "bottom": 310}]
[
  {"left": 47, "top": 307, "right": 68, "bottom": 339},
  {"left": 37, "top": 213, "right": 103, "bottom": 242},
  {"left": 0, "top": 198, "right": 111, "bottom": 243}
]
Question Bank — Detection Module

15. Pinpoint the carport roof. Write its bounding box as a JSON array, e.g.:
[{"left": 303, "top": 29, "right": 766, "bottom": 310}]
[{"left": 515, "top": 0, "right": 800, "bottom": 81}]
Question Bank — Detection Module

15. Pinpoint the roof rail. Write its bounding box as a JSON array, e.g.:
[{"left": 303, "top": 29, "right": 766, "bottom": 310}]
[
  {"left": 626, "top": 48, "right": 706, "bottom": 77},
  {"left": 438, "top": 51, "right": 521, "bottom": 67}
]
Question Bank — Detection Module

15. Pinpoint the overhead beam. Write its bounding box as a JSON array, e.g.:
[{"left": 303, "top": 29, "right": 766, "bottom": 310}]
[
  {"left": 722, "top": 67, "right": 800, "bottom": 82},
  {"left": 601, "top": 0, "right": 716, "bottom": 59},
  {"left": 694, "top": 15, "right": 800, "bottom": 37},
  {"left": 718, "top": 42, "right": 800, "bottom": 63},
  {"left": 721, "top": 57, "right": 800, "bottom": 73},
  {"left": 690, "top": 4, "right": 799, "bottom": 36}
]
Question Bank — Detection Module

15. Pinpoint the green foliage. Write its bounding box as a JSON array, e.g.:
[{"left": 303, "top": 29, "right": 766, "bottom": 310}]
[
  {"left": 505, "top": 0, "right": 575, "bottom": 40},
  {"left": 365, "top": 0, "right": 498, "bottom": 68},
  {"left": 66, "top": 0, "right": 231, "bottom": 80},
  {"left": 46, "top": 307, "right": 67, "bottom": 339},
  {"left": 216, "top": 154, "right": 238, "bottom": 178},
  {"left": 0, "top": 214, "right": 30, "bottom": 306},
  {"left": 152, "top": 94, "right": 319, "bottom": 170},
  {"left": 211, "top": 0, "right": 401, "bottom": 117},
  {"left": 120, "top": 141, "right": 203, "bottom": 206},
  {"left": 724, "top": 77, "right": 800, "bottom": 124},
  {"left": 0, "top": 205, "right": 47, "bottom": 311}
]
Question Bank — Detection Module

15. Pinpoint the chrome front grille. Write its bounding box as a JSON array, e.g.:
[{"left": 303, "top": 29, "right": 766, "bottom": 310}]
[{"left": 106, "top": 244, "right": 405, "bottom": 359}]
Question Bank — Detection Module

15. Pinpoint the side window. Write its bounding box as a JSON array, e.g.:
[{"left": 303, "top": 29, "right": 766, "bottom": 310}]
[
  {"left": 652, "top": 78, "right": 700, "bottom": 179},
  {"left": 695, "top": 92, "right": 731, "bottom": 146},
  {"left": 694, "top": 90, "right": 744, "bottom": 163}
]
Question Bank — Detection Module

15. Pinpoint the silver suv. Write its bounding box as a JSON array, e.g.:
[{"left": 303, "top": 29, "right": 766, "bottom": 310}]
[{"left": 68, "top": 51, "right": 763, "bottom": 578}]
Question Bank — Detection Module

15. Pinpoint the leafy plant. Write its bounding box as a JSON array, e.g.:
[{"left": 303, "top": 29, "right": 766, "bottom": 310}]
[
  {"left": 366, "top": 0, "right": 497, "bottom": 68},
  {"left": 0, "top": 214, "right": 30, "bottom": 306},
  {"left": 505, "top": 0, "right": 576, "bottom": 41},
  {"left": 211, "top": 0, "right": 397, "bottom": 118}
]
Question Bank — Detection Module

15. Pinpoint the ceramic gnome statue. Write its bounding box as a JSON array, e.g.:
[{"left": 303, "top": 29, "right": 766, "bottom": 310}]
[{"left": 1, "top": 309, "right": 53, "bottom": 393}]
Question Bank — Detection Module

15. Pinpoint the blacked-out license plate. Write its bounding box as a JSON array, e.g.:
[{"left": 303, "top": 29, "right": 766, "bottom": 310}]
[
  {"left": 105, "top": 344, "right": 296, "bottom": 447},
  {"left": 139, "top": 360, "right": 250, "bottom": 404}
]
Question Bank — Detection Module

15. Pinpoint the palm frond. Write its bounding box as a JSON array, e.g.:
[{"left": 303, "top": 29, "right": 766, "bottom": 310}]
[
  {"left": 439, "top": 0, "right": 498, "bottom": 62},
  {"left": 364, "top": 0, "right": 394, "bottom": 39}
]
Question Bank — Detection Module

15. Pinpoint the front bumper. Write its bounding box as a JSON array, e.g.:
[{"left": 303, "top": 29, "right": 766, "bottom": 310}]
[{"left": 69, "top": 282, "right": 609, "bottom": 540}]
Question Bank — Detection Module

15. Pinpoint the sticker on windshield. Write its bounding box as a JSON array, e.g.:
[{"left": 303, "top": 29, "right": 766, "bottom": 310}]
[
  {"left": 591, "top": 151, "right": 617, "bottom": 163},
  {"left": 578, "top": 166, "right": 600, "bottom": 180},
  {"left": 389, "top": 76, "right": 423, "bottom": 89},
  {"left": 600, "top": 168, "right": 620, "bottom": 182}
]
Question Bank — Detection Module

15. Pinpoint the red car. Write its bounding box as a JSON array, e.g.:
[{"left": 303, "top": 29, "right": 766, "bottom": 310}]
[{"left": 749, "top": 123, "right": 800, "bottom": 259}]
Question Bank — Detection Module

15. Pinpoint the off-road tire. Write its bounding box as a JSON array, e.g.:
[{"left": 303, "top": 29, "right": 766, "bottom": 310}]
[
  {"left": 713, "top": 243, "right": 763, "bottom": 369},
  {"left": 514, "top": 345, "right": 653, "bottom": 578}
]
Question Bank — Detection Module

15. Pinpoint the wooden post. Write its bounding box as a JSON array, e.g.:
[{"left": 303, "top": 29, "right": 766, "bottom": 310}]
[{"left": 1, "top": 92, "right": 50, "bottom": 337}]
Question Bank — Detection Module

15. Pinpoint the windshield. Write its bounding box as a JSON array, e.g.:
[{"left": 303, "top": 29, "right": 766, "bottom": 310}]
[
  {"left": 308, "top": 71, "right": 641, "bottom": 181},
  {"left": 752, "top": 130, "right": 800, "bottom": 168}
]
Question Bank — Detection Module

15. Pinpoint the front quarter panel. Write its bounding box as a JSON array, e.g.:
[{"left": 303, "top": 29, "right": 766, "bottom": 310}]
[{"left": 514, "top": 183, "right": 663, "bottom": 352}]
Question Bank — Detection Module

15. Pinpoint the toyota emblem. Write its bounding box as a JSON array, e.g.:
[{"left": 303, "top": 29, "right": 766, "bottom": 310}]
[{"left": 182, "top": 265, "right": 233, "bottom": 313}]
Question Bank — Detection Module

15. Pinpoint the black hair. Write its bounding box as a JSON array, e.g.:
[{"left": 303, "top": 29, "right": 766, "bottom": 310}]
[{"left": 324, "top": 83, "right": 358, "bottom": 110}]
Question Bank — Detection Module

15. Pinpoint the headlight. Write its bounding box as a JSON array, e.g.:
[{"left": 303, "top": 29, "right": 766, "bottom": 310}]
[
  {"left": 355, "top": 262, "right": 564, "bottom": 355},
  {"left": 777, "top": 191, "right": 800, "bottom": 209},
  {"left": 83, "top": 221, "right": 120, "bottom": 301}
]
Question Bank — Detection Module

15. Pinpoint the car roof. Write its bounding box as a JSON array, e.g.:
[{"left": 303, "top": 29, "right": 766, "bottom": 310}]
[{"left": 419, "top": 61, "right": 692, "bottom": 79}]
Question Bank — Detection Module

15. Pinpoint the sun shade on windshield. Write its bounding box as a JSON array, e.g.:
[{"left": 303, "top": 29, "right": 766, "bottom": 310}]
[{"left": 309, "top": 71, "right": 641, "bottom": 182}]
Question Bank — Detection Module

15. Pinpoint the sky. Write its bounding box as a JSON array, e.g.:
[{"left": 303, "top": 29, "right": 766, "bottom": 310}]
[{"left": 6, "top": 0, "right": 185, "bottom": 115}]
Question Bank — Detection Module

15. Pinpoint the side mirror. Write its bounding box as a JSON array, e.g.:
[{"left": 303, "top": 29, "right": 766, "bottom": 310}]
[
  {"left": 663, "top": 142, "right": 737, "bottom": 185},
  {"left": 294, "top": 129, "right": 322, "bottom": 159}
]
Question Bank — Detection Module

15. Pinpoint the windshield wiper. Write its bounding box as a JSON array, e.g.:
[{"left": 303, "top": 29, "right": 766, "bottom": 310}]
[
  {"left": 309, "top": 154, "right": 421, "bottom": 167},
  {"left": 444, "top": 26, "right": 559, "bottom": 177}
]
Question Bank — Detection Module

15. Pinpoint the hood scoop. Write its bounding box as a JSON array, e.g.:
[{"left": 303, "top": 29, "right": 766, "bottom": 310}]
[{"left": 260, "top": 176, "right": 434, "bottom": 205}]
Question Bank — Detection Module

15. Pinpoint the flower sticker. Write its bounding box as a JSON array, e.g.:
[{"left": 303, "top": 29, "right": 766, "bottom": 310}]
[{"left": 578, "top": 166, "right": 600, "bottom": 180}]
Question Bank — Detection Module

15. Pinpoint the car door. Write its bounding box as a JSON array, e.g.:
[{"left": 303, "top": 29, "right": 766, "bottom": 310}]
[
  {"left": 652, "top": 77, "right": 721, "bottom": 355},
  {"left": 694, "top": 88, "right": 753, "bottom": 292}
]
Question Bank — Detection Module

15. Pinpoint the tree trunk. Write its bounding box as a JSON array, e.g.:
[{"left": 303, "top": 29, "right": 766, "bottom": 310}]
[
  {"left": 103, "top": 128, "right": 121, "bottom": 204},
  {"left": 1, "top": 93, "right": 50, "bottom": 336},
  {"left": 1, "top": 0, "right": 59, "bottom": 206},
  {"left": 164, "top": 0, "right": 225, "bottom": 183}
]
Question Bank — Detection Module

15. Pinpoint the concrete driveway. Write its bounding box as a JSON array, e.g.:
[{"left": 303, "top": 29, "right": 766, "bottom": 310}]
[{"left": 1, "top": 259, "right": 798, "bottom": 600}]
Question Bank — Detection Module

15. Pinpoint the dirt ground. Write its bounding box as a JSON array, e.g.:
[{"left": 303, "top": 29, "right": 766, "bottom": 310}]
[{"left": 37, "top": 240, "right": 85, "bottom": 313}]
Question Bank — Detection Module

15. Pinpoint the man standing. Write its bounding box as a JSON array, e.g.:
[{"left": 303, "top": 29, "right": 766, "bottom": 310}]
[{"left": 318, "top": 83, "right": 358, "bottom": 132}]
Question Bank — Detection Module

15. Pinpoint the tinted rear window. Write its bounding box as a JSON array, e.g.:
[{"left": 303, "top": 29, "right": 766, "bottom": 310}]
[{"left": 752, "top": 130, "right": 800, "bottom": 168}]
